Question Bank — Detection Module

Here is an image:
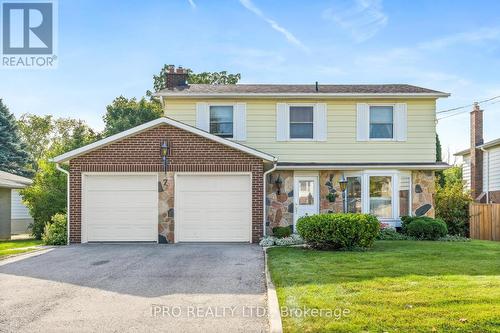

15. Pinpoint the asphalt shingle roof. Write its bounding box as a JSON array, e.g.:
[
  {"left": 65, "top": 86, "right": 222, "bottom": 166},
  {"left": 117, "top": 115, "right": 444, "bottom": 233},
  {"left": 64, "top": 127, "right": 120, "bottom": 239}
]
[{"left": 157, "top": 84, "right": 448, "bottom": 95}]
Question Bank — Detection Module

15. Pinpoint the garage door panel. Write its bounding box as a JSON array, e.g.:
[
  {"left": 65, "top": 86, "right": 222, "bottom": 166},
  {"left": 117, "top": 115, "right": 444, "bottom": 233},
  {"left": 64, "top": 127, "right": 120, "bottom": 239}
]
[
  {"left": 83, "top": 174, "right": 157, "bottom": 242},
  {"left": 177, "top": 174, "right": 251, "bottom": 242}
]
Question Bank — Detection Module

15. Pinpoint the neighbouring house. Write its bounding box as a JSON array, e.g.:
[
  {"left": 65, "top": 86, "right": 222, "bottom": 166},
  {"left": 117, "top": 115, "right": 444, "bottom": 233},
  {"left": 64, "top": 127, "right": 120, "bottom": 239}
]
[
  {"left": 52, "top": 66, "right": 449, "bottom": 244},
  {"left": 0, "top": 171, "right": 33, "bottom": 239},
  {"left": 454, "top": 103, "right": 500, "bottom": 203}
]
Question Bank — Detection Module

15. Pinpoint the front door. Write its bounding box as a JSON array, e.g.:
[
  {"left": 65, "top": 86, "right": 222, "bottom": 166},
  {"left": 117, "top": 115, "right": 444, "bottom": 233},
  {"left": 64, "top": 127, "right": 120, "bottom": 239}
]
[{"left": 293, "top": 176, "right": 319, "bottom": 229}]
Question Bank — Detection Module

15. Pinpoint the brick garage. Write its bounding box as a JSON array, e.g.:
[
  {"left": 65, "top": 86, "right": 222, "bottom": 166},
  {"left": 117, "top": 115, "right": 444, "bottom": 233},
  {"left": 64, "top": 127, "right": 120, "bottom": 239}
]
[{"left": 60, "top": 119, "right": 272, "bottom": 244}]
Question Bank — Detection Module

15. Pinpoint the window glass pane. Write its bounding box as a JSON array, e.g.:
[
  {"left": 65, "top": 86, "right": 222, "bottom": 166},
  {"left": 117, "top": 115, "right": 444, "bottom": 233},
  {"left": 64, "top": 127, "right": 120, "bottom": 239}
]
[
  {"left": 369, "top": 106, "right": 393, "bottom": 139},
  {"left": 347, "top": 176, "right": 362, "bottom": 213},
  {"left": 399, "top": 176, "right": 410, "bottom": 217},
  {"left": 290, "top": 123, "right": 313, "bottom": 139},
  {"left": 210, "top": 106, "right": 233, "bottom": 122},
  {"left": 370, "top": 124, "right": 393, "bottom": 138},
  {"left": 299, "top": 180, "right": 314, "bottom": 205},
  {"left": 370, "top": 106, "right": 393, "bottom": 123},
  {"left": 209, "top": 105, "right": 233, "bottom": 137},
  {"left": 369, "top": 176, "right": 392, "bottom": 218},
  {"left": 290, "top": 106, "right": 314, "bottom": 122}
]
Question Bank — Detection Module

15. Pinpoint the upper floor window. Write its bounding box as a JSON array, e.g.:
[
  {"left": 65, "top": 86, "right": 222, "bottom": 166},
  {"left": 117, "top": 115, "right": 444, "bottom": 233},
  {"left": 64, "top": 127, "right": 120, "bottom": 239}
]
[
  {"left": 209, "top": 105, "right": 233, "bottom": 138},
  {"left": 369, "top": 106, "right": 393, "bottom": 139},
  {"left": 289, "top": 106, "right": 314, "bottom": 139}
]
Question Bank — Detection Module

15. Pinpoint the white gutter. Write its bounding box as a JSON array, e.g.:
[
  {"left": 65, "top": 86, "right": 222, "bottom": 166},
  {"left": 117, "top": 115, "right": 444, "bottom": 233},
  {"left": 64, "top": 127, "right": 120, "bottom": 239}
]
[
  {"left": 275, "top": 164, "right": 450, "bottom": 171},
  {"left": 263, "top": 161, "right": 278, "bottom": 237},
  {"left": 481, "top": 147, "right": 490, "bottom": 203},
  {"left": 154, "top": 92, "right": 450, "bottom": 99},
  {"left": 55, "top": 163, "right": 70, "bottom": 245}
]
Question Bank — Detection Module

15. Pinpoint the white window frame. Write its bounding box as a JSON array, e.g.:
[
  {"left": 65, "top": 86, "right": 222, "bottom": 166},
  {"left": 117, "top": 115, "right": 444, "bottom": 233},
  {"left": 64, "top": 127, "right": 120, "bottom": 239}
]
[
  {"left": 343, "top": 170, "right": 412, "bottom": 224},
  {"left": 368, "top": 104, "right": 396, "bottom": 141},
  {"left": 288, "top": 103, "right": 315, "bottom": 141},
  {"left": 208, "top": 103, "right": 235, "bottom": 139}
]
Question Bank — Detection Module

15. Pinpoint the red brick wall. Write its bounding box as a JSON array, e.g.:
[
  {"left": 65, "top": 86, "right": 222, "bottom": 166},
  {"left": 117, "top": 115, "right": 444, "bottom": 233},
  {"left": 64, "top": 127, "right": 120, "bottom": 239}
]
[{"left": 69, "top": 124, "right": 264, "bottom": 243}]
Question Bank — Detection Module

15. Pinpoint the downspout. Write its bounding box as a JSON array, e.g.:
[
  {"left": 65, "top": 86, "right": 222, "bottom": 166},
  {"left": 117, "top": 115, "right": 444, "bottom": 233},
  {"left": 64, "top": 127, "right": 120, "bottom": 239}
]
[
  {"left": 481, "top": 147, "right": 489, "bottom": 203},
  {"left": 263, "top": 159, "right": 278, "bottom": 237},
  {"left": 55, "top": 163, "right": 70, "bottom": 245}
]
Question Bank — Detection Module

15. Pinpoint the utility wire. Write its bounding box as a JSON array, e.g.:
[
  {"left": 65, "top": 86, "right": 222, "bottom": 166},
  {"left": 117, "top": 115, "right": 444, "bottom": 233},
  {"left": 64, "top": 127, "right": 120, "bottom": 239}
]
[{"left": 436, "top": 95, "right": 500, "bottom": 114}]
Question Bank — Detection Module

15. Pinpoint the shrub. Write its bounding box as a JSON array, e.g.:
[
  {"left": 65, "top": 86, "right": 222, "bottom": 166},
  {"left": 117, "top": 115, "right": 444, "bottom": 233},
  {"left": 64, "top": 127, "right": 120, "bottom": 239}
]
[
  {"left": 435, "top": 183, "right": 471, "bottom": 236},
  {"left": 259, "top": 236, "right": 276, "bottom": 247},
  {"left": 296, "top": 213, "right": 380, "bottom": 250},
  {"left": 377, "top": 228, "right": 410, "bottom": 240},
  {"left": 274, "top": 234, "right": 304, "bottom": 246},
  {"left": 272, "top": 226, "right": 292, "bottom": 238},
  {"left": 404, "top": 217, "right": 448, "bottom": 240},
  {"left": 437, "top": 235, "right": 471, "bottom": 242},
  {"left": 42, "top": 213, "right": 67, "bottom": 245},
  {"left": 259, "top": 234, "right": 304, "bottom": 247}
]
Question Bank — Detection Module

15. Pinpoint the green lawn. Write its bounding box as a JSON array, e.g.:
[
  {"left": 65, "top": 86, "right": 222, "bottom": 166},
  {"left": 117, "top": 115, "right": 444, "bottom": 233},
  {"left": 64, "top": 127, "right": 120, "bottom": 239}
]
[
  {"left": 0, "top": 239, "right": 43, "bottom": 258},
  {"left": 267, "top": 241, "right": 500, "bottom": 333}
]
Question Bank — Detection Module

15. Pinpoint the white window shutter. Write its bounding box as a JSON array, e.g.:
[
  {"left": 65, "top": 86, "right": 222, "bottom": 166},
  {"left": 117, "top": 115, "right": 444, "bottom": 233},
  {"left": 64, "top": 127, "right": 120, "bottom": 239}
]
[
  {"left": 314, "top": 103, "right": 327, "bottom": 141},
  {"left": 234, "top": 103, "right": 247, "bottom": 141},
  {"left": 356, "top": 103, "right": 369, "bottom": 141},
  {"left": 276, "top": 103, "right": 289, "bottom": 141},
  {"left": 196, "top": 102, "right": 209, "bottom": 132},
  {"left": 395, "top": 103, "right": 407, "bottom": 141}
]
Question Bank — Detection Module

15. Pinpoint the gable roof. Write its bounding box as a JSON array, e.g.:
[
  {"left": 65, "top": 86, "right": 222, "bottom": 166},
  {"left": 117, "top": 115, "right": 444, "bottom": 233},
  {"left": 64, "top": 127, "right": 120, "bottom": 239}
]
[
  {"left": 0, "top": 171, "right": 33, "bottom": 189},
  {"left": 455, "top": 137, "right": 500, "bottom": 156},
  {"left": 51, "top": 117, "right": 276, "bottom": 163},
  {"left": 156, "top": 84, "right": 449, "bottom": 98}
]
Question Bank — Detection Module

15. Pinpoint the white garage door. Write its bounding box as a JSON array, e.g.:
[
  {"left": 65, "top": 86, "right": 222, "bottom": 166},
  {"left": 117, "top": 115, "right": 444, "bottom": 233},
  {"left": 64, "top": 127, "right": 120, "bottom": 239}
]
[
  {"left": 176, "top": 174, "right": 252, "bottom": 242},
  {"left": 83, "top": 174, "right": 157, "bottom": 242}
]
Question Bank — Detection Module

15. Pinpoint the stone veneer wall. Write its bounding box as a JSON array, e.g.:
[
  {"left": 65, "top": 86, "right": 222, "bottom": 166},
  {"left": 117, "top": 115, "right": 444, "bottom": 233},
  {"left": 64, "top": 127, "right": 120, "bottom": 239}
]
[
  {"left": 412, "top": 170, "right": 435, "bottom": 217},
  {"left": 266, "top": 171, "right": 294, "bottom": 234},
  {"left": 319, "top": 171, "right": 343, "bottom": 214},
  {"left": 158, "top": 172, "right": 175, "bottom": 243}
]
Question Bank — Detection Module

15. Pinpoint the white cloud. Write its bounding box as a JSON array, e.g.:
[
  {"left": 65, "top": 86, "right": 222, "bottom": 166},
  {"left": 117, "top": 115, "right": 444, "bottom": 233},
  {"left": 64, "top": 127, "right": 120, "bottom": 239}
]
[
  {"left": 323, "top": 0, "right": 388, "bottom": 42},
  {"left": 187, "top": 0, "right": 196, "bottom": 9},
  {"left": 418, "top": 27, "right": 500, "bottom": 50},
  {"left": 238, "top": 0, "right": 309, "bottom": 52}
]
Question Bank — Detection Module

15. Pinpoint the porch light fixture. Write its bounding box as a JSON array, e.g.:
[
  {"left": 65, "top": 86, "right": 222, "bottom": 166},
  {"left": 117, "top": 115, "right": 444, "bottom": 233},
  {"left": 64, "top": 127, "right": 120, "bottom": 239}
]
[
  {"left": 160, "top": 140, "right": 171, "bottom": 174},
  {"left": 339, "top": 175, "right": 348, "bottom": 213},
  {"left": 275, "top": 174, "right": 283, "bottom": 195}
]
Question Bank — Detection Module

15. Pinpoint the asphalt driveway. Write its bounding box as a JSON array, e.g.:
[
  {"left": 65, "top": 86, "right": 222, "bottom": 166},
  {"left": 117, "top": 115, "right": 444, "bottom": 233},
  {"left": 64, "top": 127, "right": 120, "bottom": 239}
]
[{"left": 0, "top": 244, "right": 268, "bottom": 333}]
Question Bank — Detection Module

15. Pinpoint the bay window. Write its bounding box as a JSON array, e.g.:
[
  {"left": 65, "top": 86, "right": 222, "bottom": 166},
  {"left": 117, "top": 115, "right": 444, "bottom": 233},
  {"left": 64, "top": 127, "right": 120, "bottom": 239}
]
[{"left": 342, "top": 171, "right": 412, "bottom": 224}]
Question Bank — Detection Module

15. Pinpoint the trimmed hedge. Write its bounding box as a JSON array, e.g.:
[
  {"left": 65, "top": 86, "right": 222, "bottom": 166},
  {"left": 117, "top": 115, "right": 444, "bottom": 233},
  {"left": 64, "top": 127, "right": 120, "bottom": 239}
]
[
  {"left": 401, "top": 216, "right": 448, "bottom": 240},
  {"left": 296, "top": 213, "right": 380, "bottom": 250},
  {"left": 272, "top": 226, "right": 292, "bottom": 238}
]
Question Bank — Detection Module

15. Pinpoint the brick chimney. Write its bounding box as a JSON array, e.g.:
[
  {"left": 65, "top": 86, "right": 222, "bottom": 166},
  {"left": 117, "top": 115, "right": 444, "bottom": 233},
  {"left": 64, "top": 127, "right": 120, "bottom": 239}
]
[
  {"left": 470, "top": 102, "right": 484, "bottom": 200},
  {"left": 165, "top": 65, "right": 189, "bottom": 90}
]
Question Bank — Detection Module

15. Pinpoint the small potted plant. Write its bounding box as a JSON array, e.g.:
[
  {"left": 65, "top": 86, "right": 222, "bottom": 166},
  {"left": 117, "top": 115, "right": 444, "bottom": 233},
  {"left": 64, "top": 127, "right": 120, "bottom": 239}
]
[{"left": 326, "top": 192, "right": 338, "bottom": 202}]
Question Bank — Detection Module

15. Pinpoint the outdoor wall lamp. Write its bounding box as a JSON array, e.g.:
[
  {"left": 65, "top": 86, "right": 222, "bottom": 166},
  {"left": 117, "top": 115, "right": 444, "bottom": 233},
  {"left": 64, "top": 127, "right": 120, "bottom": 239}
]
[
  {"left": 160, "top": 140, "right": 171, "bottom": 174},
  {"left": 275, "top": 174, "right": 283, "bottom": 195}
]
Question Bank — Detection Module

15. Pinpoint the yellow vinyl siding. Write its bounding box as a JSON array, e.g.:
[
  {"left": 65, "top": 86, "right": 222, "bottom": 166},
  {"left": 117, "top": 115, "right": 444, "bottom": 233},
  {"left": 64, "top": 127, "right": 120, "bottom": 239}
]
[{"left": 164, "top": 98, "right": 436, "bottom": 163}]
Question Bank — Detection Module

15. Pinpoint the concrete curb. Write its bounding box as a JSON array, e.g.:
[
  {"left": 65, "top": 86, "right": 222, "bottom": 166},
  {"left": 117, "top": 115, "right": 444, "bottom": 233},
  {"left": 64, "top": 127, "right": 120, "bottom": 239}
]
[
  {"left": 0, "top": 247, "right": 53, "bottom": 265},
  {"left": 264, "top": 247, "right": 283, "bottom": 333}
]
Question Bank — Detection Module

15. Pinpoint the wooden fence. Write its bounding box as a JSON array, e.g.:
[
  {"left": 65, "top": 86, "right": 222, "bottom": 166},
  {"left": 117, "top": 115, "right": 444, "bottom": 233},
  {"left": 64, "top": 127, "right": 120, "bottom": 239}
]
[{"left": 469, "top": 203, "right": 500, "bottom": 241}]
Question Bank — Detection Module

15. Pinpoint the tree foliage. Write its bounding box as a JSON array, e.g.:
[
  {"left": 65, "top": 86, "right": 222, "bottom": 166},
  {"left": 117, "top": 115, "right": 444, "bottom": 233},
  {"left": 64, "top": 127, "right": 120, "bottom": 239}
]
[
  {"left": 0, "top": 99, "right": 32, "bottom": 177},
  {"left": 151, "top": 64, "right": 241, "bottom": 93},
  {"left": 20, "top": 117, "right": 98, "bottom": 239},
  {"left": 103, "top": 96, "right": 163, "bottom": 137},
  {"left": 435, "top": 166, "right": 471, "bottom": 236}
]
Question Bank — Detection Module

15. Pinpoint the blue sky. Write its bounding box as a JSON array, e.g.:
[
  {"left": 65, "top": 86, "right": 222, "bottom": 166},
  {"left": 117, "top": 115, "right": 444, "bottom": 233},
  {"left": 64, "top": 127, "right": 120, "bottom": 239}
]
[{"left": 2, "top": 0, "right": 500, "bottom": 161}]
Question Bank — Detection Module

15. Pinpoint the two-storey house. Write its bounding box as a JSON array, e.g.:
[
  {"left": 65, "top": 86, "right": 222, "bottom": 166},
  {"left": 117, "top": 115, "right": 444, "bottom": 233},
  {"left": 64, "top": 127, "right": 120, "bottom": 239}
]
[{"left": 53, "top": 67, "right": 449, "bottom": 244}]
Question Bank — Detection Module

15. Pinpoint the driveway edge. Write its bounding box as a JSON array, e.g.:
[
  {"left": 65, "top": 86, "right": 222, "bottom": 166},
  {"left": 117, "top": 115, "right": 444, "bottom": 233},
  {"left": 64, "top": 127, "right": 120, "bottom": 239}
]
[{"left": 264, "top": 247, "right": 283, "bottom": 333}]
